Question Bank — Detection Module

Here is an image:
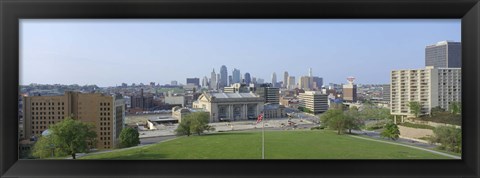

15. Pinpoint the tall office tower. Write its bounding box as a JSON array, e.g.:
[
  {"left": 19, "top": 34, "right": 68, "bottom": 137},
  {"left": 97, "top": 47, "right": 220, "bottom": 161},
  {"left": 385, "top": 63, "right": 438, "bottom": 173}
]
[
  {"left": 299, "top": 76, "right": 311, "bottom": 90},
  {"left": 23, "top": 91, "right": 125, "bottom": 149},
  {"left": 252, "top": 77, "right": 257, "bottom": 84},
  {"left": 220, "top": 65, "right": 228, "bottom": 88},
  {"left": 232, "top": 68, "right": 241, "bottom": 83},
  {"left": 228, "top": 75, "right": 233, "bottom": 86},
  {"left": 271, "top": 72, "right": 277, "bottom": 87},
  {"left": 312, "top": 77, "right": 323, "bottom": 90},
  {"left": 186, "top": 78, "right": 200, "bottom": 87},
  {"left": 202, "top": 76, "right": 209, "bottom": 88},
  {"left": 244, "top": 73, "right": 251, "bottom": 85},
  {"left": 390, "top": 66, "right": 461, "bottom": 121},
  {"left": 210, "top": 68, "right": 217, "bottom": 90},
  {"left": 298, "top": 91, "right": 328, "bottom": 114},
  {"left": 217, "top": 73, "right": 221, "bottom": 89},
  {"left": 425, "top": 41, "right": 461, "bottom": 68},
  {"left": 342, "top": 77, "right": 357, "bottom": 102},
  {"left": 308, "top": 68, "right": 314, "bottom": 89},
  {"left": 283, "top": 71, "right": 289, "bottom": 88},
  {"left": 288, "top": 76, "right": 296, "bottom": 89}
]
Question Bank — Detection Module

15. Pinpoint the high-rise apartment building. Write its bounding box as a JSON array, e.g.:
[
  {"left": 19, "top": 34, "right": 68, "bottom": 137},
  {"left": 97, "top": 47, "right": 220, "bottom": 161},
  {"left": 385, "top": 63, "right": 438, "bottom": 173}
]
[
  {"left": 425, "top": 41, "right": 461, "bottom": 68},
  {"left": 298, "top": 91, "right": 328, "bottom": 114},
  {"left": 390, "top": 67, "right": 461, "bottom": 121},
  {"left": 23, "top": 91, "right": 125, "bottom": 149}
]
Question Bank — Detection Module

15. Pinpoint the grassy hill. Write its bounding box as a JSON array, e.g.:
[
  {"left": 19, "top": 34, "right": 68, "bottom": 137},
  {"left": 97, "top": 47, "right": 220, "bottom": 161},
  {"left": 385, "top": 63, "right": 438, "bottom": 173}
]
[{"left": 81, "top": 130, "right": 452, "bottom": 159}]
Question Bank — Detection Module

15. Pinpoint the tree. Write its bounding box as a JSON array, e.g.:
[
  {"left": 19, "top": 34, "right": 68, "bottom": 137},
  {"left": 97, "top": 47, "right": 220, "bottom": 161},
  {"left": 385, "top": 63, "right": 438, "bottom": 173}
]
[
  {"left": 175, "top": 117, "right": 192, "bottom": 136},
  {"left": 189, "top": 112, "right": 214, "bottom": 135},
  {"left": 119, "top": 127, "right": 140, "bottom": 148},
  {"left": 320, "top": 109, "right": 347, "bottom": 134},
  {"left": 175, "top": 112, "right": 214, "bottom": 136},
  {"left": 32, "top": 135, "right": 56, "bottom": 159},
  {"left": 408, "top": 101, "right": 422, "bottom": 118},
  {"left": 380, "top": 122, "right": 400, "bottom": 140},
  {"left": 428, "top": 126, "right": 462, "bottom": 153},
  {"left": 344, "top": 107, "right": 364, "bottom": 134},
  {"left": 449, "top": 102, "right": 461, "bottom": 115},
  {"left": 32, "top": 117, "right": 97, "bottom": 159}
]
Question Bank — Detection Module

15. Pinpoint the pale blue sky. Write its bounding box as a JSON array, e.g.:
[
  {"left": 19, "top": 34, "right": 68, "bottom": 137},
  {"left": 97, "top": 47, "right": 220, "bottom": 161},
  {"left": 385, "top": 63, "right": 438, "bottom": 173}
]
[{"left": 20, "top": 19, "right": 461, "bottom": 87}]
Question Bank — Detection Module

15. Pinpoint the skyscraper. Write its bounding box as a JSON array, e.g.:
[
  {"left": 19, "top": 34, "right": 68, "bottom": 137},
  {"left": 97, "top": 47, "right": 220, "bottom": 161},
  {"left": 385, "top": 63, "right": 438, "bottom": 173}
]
[
  {"left": 232, "top": 68, "right": 241, "bottom": 83},
  {"left": 228, "top": 75, "right": 233, "bottom": 86},
  {"left": 288, "top": 76, "right": 296, "bottom": 89},
  {"left": 202, "top": 76, "right": 209, "bottom": 88},
  {"left": 271, "top": 72, "right": 277, "bottom": 87},
  {"left": 283, "top": 71, "right": 289, "bottom": 88},
  {"left": 220, "top": 65, "right": 228, "bottom": 88},
  {"left": 244, "top": 72, "right": 251, "bottom": 85},
  {"left": 312, "top": 77, "right": 323, "bottom": 89},
  {"left": 299, "top": 76, "right": 311, "bottom": 90},
  {"left": 425, "top": 41, "right": 461, "bottom": 68},
  {"left": 210, "top": 69, "right": 217, "bottom": 90}
]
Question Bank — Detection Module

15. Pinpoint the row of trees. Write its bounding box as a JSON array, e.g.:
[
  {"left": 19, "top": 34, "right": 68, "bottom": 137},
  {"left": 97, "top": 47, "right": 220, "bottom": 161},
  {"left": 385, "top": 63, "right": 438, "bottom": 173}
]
[
  {"left": 408, "top": 101, "right": 462, "bottom": 118},
  {"left": 175, "top": 112, "right": 215, "bottom": 136},
  {"left": 428, "top": 126, "right": 462, "bottom": 153},
  {"left": 32, "top": 117, "right": 140, "bottom": 159},
  {"left": 320, "top": 104, "right": 401, "bottom": 141}
]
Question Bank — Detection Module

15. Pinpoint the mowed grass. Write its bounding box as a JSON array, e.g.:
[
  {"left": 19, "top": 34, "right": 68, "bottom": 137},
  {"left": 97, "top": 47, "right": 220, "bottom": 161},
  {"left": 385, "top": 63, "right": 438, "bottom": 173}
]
[{"left": 81, "top": 130, "right": 452, "bottom": 159}]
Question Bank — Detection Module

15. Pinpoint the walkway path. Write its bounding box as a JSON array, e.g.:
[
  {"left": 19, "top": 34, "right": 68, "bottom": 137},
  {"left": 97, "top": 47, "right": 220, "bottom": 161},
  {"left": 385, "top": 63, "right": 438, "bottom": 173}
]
[{"left": 348, "top": 134, "right": 461, "bottom": 159}]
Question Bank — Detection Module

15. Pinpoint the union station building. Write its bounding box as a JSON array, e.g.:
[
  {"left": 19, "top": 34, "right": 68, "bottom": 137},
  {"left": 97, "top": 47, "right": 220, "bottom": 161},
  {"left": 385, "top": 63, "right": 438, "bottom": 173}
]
[{"left": 193, "top": 92, "right": 265, "bottom": 122}]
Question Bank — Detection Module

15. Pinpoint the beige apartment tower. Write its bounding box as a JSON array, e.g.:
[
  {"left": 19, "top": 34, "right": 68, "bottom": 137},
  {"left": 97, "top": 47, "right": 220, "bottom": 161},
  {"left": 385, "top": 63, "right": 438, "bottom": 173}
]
[
  {"left": 23, "top": 91, "right": 125, "bottom": 149},
  {"left": 390, "top": 67, "right": 461, "bottom": 121}
]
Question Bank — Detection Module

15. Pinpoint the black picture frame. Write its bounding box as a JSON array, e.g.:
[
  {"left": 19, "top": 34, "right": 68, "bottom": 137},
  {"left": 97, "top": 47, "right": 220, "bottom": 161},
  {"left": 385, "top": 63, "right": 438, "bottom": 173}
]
[{"left": 1, "top": 0, "right": 479, "bottom": 177}]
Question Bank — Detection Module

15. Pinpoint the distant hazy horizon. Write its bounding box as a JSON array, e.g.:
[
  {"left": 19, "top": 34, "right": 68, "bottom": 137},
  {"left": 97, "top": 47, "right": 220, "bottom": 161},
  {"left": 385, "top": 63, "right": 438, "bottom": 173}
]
[{"left": 20, "top": 19, "right": 461, "bottom": 87}]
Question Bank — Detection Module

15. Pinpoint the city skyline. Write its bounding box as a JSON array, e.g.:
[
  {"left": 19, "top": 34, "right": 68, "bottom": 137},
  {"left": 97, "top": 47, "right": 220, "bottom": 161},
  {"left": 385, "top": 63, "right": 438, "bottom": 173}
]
[{"left": 20, "top": 19, "right": 461, "bottom": 87}]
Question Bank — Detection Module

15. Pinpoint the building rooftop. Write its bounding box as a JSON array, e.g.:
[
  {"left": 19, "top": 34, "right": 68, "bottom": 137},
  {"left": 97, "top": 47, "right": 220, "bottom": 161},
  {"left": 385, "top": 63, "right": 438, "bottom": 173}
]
[{"left": 210, "top": 92, "right": 259, "bottom": 99}]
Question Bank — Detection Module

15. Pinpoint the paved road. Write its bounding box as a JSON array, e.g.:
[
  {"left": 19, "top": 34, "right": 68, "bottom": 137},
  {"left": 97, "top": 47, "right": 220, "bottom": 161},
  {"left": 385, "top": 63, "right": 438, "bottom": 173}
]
[
  {"left": 140, "top": 135, "right": 178, "bottom": 145},
  {"left": 350, "top": 130, "right": 437, "bottom": 149}
]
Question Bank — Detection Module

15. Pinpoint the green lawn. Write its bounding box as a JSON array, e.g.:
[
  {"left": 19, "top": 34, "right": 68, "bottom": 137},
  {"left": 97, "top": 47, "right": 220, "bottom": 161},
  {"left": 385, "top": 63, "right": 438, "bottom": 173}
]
[{"left": 81, "top": 130, "right": 453, "bottom": 160}]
